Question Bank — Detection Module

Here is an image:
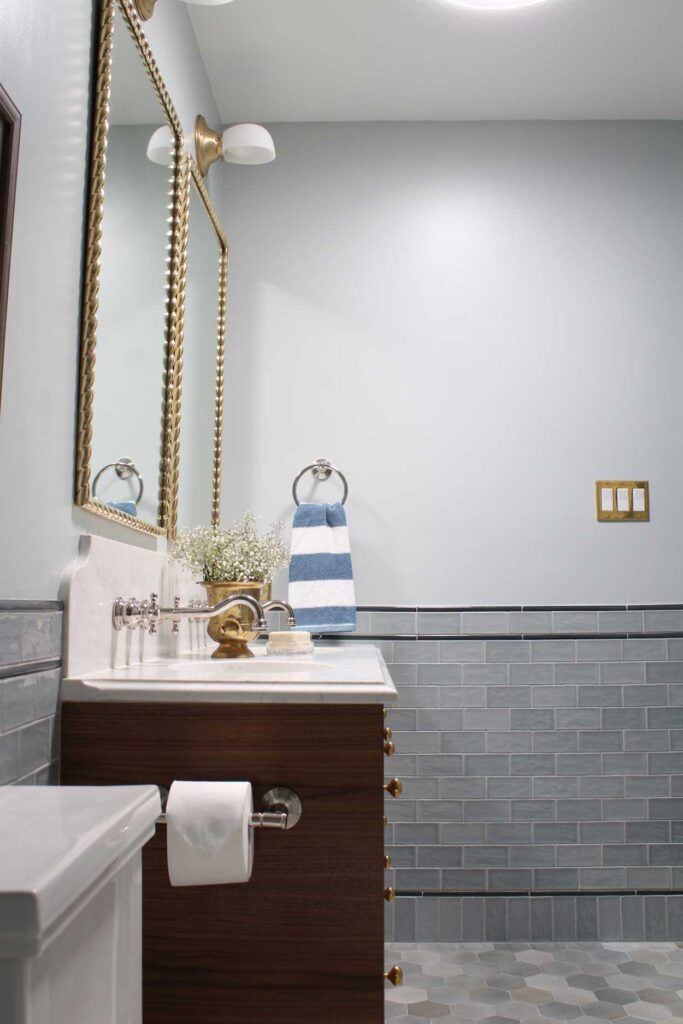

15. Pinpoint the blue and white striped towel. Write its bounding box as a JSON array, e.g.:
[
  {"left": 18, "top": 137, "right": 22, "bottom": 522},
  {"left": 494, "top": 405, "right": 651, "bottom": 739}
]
[{"left": 288, "top": 502, "right": 357, "bottom": 633}]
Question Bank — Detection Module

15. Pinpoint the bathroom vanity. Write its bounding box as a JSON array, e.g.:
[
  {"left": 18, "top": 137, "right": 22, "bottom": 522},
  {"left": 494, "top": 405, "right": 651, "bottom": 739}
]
[{"left": 60, "top": 645, "right": 398, "bottom": 1024}]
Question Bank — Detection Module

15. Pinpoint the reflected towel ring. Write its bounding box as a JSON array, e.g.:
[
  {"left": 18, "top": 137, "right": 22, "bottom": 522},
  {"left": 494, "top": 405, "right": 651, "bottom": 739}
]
[
  {"left": 92, "top": 457, "right": 144, "bottom": 504},
  {"left": 292, "top": 458, "right": 348, "bottom": 507}
]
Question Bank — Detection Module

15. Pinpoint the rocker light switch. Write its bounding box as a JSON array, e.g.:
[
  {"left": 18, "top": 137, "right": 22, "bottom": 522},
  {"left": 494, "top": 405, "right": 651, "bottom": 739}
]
[{"left": 596, "top": 481, "right": 649, "bottom": 522}]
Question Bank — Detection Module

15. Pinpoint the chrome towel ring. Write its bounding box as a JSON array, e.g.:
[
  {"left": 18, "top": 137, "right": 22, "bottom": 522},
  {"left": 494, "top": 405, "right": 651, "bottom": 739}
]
[
  {"left": 292, "top": 458, "right": 348, "bottom": 506},
  {"left": 92, "top": 457, "right": 144, "bottom": 503}
]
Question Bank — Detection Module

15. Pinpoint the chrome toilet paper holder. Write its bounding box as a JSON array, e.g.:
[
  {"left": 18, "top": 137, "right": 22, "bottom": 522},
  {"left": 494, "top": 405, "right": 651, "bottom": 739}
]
[{"left": 156, "top": 785, "right": 302, "bottom": 831}]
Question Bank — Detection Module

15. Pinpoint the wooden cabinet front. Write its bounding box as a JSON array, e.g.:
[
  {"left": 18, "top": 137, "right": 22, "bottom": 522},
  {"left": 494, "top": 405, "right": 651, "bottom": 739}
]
[{"left": 61, "top": 702, "right": 385, "bottom": 1024}]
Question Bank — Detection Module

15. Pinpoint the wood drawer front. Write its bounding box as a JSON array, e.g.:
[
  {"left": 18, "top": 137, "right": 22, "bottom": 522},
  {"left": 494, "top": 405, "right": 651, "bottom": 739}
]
[{"left": 61, "top": 702, "right": 386, "bottom": 1024}]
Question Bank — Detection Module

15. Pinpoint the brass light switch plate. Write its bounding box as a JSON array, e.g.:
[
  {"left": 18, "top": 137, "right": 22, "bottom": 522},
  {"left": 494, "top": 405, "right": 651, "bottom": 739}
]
[{"left": 596, "top": 481, "right": 649, "bottom": 522}]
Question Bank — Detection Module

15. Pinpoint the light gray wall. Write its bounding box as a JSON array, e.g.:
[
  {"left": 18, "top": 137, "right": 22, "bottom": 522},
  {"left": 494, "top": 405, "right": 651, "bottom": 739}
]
[
  {"left": 0, "top": 0, "right": 220, "bottom": 600},
  {"left": 221, "top": 122, "right": 683, "bottom": 605}
]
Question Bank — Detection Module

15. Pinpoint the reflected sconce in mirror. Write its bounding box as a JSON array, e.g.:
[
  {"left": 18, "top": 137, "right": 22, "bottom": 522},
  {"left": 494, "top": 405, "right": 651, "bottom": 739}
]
[
  {"left": 0, "top": 82, "right": 21, "bottom": 415},
  {"left": 134, "top": 0, "right": 234, "bottom": 20},
  {"left": 146, "top": 118, "right": 276, "bottom": 175}
]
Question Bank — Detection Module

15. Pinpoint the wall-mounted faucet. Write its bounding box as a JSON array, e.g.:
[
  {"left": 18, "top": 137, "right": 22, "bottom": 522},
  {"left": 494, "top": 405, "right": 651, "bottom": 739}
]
[{"left": 112, "top": 593, "right": 296, "bottom": 634}]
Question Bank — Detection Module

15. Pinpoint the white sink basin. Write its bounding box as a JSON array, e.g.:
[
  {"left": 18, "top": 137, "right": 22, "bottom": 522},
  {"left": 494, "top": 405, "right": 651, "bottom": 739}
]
[
  {"left": 61, "top": 644, "right": 398, "bottom": 705},
  {"left": 155, "top": 655, "right": 335, "bottom": 682}
]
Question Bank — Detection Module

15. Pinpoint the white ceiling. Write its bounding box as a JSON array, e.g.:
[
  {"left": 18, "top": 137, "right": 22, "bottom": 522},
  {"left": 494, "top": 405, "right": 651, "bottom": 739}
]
[{"left": 188, "top": 0, "right": 683, "bottom": 123}]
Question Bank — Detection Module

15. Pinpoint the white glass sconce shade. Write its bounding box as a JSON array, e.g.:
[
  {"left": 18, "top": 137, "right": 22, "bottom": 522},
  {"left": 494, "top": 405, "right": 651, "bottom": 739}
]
[
  {"left": 146, "top": 125, "right": 174, "bottom": 166},
  {"left": 222, "top": 124, "right": 276, "bottom": 165}
]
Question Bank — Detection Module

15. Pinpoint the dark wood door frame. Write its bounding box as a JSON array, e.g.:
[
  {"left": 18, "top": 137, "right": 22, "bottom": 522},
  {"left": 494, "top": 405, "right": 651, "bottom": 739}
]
[{"left": 0, "top": 82, "right": 22, "bottom": 414}]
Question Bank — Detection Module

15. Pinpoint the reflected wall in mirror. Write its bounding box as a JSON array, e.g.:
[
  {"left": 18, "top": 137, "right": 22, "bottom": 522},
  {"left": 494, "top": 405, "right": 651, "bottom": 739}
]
[
  {"left": 0, "top": 82, "right": 21, "bottom": 416},
  {"left": 176, "top": 163, "right": 227, "bottom": 532},
  {"left": 76, "top": 0, "right": 186, "bottom": 536}
]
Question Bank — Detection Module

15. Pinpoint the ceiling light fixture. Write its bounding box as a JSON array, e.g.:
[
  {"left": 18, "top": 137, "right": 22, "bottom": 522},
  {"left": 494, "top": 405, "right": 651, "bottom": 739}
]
[
  {"left": 134, "top": 0, "right": 235, "bottom": 22},
  {"left": 448, "top": 0, "right": 550, "bottom": 9}
]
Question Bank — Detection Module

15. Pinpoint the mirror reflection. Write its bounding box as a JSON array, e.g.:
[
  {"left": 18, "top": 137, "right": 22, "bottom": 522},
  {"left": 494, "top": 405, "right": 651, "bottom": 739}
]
[
  {"left": 177, "top": 172, "right": 225, "bottom": 530},
  {"left": 88, "top": 4, "right": 174, "bottom": 526}
]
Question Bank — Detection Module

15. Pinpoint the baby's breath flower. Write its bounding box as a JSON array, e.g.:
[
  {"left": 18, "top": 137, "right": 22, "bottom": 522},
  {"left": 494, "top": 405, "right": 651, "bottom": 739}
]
[{"left": 171, "top": 514, "right": 289, "bottom": 583}]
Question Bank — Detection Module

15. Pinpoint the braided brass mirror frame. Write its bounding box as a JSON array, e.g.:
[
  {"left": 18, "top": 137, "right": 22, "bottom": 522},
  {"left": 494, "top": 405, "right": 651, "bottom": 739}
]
[
  {"left": 75, "top": 0, "right": 187, "bottom": 538},
  {"left": 171, "top": 161, "right": 227, "bottom": 536}
]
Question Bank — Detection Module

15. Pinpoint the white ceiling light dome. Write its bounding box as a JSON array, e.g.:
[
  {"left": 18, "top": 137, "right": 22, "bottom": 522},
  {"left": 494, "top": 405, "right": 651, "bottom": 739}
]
[{"left": 449, "top": 0, "right": 551, "bottom": 9}]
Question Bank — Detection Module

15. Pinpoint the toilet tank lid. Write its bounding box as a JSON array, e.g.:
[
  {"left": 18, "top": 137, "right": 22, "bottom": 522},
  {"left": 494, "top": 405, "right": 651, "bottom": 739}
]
[{"left": 0, "top": 785, "right": 160, "bottom": 957}]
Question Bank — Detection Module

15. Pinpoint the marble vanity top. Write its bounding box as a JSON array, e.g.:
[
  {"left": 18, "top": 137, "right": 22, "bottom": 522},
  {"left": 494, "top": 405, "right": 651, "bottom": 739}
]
[{"left": 61, "top": 644, "right": 398, "bottom": 705}]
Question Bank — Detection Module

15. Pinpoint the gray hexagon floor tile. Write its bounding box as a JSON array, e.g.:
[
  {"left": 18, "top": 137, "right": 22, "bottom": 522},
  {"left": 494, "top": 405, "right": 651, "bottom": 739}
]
[{"left": 386, "top": 943, "right": 683, "bottom": 1023}]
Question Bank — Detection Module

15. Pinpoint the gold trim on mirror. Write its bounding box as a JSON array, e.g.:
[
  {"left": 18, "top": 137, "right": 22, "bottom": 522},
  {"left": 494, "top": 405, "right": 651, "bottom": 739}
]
[
  {"left": 178, "top": 160, "right": 227, "bottom": 533},
  {"left": 76, "top": 0, "right": 185, "bottom": 538}
]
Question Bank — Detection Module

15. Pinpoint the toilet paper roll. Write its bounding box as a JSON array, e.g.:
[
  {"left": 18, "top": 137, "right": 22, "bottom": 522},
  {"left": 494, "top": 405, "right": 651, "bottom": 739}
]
[{"left": 165, "top": 781, "right": 254, "bottom": 887}]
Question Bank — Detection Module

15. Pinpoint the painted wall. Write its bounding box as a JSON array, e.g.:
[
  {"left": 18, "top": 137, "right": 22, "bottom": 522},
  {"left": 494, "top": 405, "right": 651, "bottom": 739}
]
[
  {"left": 221, "top": 122, "right": 683, "bottom": 605},
  {"left": 0, "top": 0, "right": 219, "bottom": 600}
]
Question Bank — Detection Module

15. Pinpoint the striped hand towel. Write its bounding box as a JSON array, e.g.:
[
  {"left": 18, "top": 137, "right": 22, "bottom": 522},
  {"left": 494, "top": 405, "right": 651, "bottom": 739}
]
[{"left": 288, "top": 502, "right": 357, "bottom": 633}]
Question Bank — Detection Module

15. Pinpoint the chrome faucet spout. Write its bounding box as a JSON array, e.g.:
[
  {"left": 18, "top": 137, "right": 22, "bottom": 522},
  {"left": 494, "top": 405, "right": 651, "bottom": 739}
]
[
  {"left": 262, "top": 600, "right": 296, "bottom": 628},
  {"left": 161, "top": 594, "right": 268, "bottom": 631},
  {"left": 112, "top": 592, "right": 268, "bottom": 632}
]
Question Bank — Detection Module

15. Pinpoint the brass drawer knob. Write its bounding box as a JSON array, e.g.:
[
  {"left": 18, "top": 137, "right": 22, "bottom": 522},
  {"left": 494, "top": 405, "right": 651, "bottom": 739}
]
[
  {"left": 383, "top": 727, "right": 393, "bottom": 741},
  {"left": 384, "top": 887, "right": 396, "bottom": 903},
  {"left": 384, "top": 966, "right": 403, "bottom": 986},
  {"left": 384, "top": 777, "right": 403, "bottom": 798},
  {"left": 383, "top": 740, "right": 395, "bottom": 757},
  {"left": 384, "top": 854, "right": 392, "bottom": 869}
]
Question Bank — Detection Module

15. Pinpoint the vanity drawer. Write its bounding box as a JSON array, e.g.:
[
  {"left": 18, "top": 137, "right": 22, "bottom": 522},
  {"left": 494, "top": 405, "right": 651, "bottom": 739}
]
[{"left": 61, "top": 702, "right": 386, "bottom": 1024}]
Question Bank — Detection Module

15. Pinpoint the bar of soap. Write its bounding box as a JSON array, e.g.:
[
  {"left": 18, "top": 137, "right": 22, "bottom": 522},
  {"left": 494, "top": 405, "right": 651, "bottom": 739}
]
[{"left": 267, "top": 631, "right": 312, "bottom": 652}]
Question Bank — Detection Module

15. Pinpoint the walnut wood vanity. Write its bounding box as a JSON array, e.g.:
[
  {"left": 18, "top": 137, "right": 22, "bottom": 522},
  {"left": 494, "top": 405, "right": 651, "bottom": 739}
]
[{"left": 60, "top": 648, "right": 398, "bottom": 1024}]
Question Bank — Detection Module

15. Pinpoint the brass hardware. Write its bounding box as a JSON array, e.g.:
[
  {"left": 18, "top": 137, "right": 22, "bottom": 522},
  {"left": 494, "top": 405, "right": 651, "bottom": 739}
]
[
  {"left": 187, "top": 161, "right": 228, "bottom": 533},
  {"left": 195, "top": 115, "right": 224, "bottom": 177},
  {"left": 384, "top": 741, "right": 395, "bottom": 757},
  {"left": 383, "top": 708, "right": 387, "bottom": 719},
  {"left": 384, "top": 854, "right": 392, "bottom": 869},
  {"left": 133, "top": 0, "right": 157, "bottom": 18},
  {"left": 383, "top": 727, "right": 393, "bottom": 741},
  {"left": 384, "top": 966, "right": 404, "bottom": 987},
  {"left": 384, "top": 777, "right": 403, "bottom": 799},
  {"left": 76, "top": 0, "right": 185, "bottom": 539},
  {"left": 384, "top": 887, "right": 396, "bottom": 903},
  {"left": 596, "top": 480, "right": 650, "bottom": 522},
  {"left": 383, "top": 816, "right": 388, "bottom": 826}
]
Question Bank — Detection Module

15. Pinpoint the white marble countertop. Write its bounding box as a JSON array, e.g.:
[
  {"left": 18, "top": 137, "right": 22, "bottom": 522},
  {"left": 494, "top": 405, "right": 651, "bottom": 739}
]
[{"left": 61, "top": 644, "right": 398, "bottom": 705}]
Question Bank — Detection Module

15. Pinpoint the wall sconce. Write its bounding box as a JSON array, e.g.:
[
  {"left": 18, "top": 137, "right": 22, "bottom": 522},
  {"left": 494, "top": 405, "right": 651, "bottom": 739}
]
[
  {"left": 145, "top": 118, "right": 275, "bottom": 173},
  {"left": 146, "top": 125, "right": 174, "bottom": 166},
  {"left": 134, "top": 0, "right": 235, "bottom": 21},
  {"left": 195, "top": 115, "right": 275, "bottom": 175}
]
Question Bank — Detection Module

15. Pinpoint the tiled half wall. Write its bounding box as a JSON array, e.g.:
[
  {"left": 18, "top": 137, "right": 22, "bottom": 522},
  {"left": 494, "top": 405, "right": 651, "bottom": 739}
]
[
  {"left": 0, "top": 602, "right": 62, "bottom": 785},
  {"left": 321, "top": 604, "right": 683, "bottom": 941}
]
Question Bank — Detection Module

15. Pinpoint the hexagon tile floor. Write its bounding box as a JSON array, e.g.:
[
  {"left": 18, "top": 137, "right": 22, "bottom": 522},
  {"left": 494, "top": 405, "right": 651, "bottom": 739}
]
[{"left": 384, "top": 942, "right": 683, "bottom": 1024}]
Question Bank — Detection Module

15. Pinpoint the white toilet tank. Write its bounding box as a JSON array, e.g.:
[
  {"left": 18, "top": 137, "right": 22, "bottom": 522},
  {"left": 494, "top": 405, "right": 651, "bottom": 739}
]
[{"left": 0, "top": 784, "right": 160, "bottom": 1024}]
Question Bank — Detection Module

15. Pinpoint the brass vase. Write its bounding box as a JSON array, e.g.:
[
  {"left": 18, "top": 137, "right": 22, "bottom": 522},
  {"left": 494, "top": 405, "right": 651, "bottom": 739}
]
[{"left": 200, "top": 580, "right": 271, "bottom": 659}]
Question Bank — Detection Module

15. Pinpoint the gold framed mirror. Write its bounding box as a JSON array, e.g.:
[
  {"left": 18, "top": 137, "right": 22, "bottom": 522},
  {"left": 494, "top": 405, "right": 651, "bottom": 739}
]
[
  {"left": 174, "top": 160, "right": 227, "bottom": 535},
  {"left": 75, "top": 0, "right": 187, "bottom": 537}
]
